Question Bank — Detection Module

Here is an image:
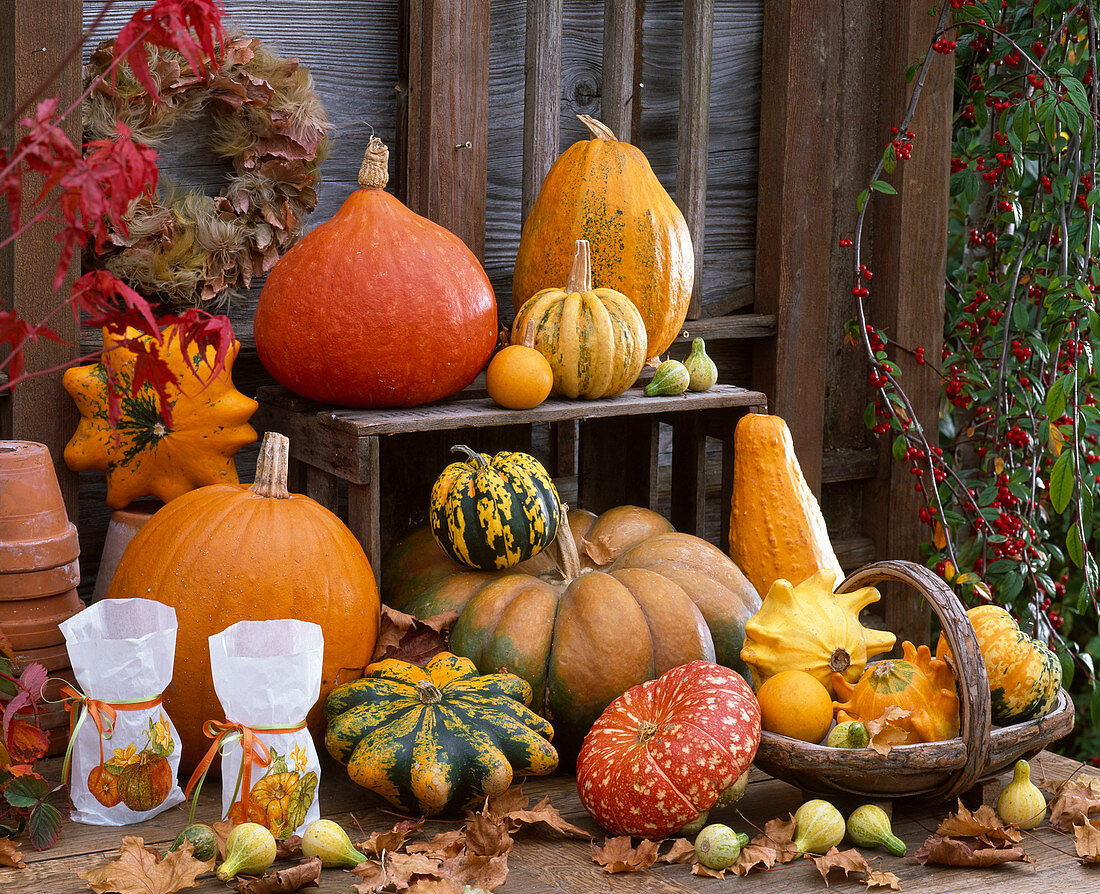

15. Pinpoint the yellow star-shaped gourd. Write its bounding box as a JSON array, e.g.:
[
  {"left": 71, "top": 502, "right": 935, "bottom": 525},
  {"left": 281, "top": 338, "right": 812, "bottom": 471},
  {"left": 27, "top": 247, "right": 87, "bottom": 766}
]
[{"left": 63, "top": 326, "right": 258, "bottom": 509}]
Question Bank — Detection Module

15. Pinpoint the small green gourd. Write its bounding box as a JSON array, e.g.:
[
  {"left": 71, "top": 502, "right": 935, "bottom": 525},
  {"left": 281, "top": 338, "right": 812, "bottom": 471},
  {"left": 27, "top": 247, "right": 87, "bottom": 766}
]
[
  {"left": 694, "top": 823, "right": 750, "bottom": 870},
  {"left": 825, "top": 720, "right": 870, "bottom": 749},
  {"left": 792, "top": 799, "right": 845, "bottom": 855},
  {"left": 713, "top": 769, "right": 751, "bottom": 808},
  {"left": 678, "top": 811, "right": 710, "bottom": 837},
  {"left": 684, "top": 338, "right": 718, "bottom": 391},
  {"left": 169, "top": 823, "right": 218, "bottom": 862},
  {"left": 846, "top": 804, "right": 906, "bottom": 856},
  {"left": 644, "top": 359, "right": 690, "bottom": 396},
  {"left": 996, "top": 759, "right": 1047, "bottom": 830},
  {"left": 216, "top": 822, "right": 277, "bottom": 881},
  {"left": 301, "top": 818, "right": 370, "bottom": 869}
]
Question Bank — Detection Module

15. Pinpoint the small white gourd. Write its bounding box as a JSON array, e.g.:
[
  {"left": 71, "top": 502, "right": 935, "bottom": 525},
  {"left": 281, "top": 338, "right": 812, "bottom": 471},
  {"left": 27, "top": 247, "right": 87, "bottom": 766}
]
[
  {"left": 792, "top": 799, "right": 846, "bottom": 854},
  {"left": 996, "top": 759, "right": 1046, "bottom": 830}
]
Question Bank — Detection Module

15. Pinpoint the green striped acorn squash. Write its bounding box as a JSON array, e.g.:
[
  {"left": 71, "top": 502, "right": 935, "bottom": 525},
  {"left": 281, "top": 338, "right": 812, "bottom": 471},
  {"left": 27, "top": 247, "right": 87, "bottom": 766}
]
[
  {"left": 429, "top": 445, "right": 560, "bottom": 571},
  {"left": 937, "top": 604, "right": 1062, "bottom": 724},
  {"left": 384, "top": 504, "right": 762, "bottom": 752},
  {"left": 324, "top": 652, "right": 558, "bottom": 816}
]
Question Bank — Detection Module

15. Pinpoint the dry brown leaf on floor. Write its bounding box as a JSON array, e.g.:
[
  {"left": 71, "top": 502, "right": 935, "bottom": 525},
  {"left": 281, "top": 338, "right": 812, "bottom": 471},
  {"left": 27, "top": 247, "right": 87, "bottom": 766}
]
[
  {"left": 809, "top": 847, "right": 872, "bottom": 885},
  {"left": 690, "top": 861, "right": 727, "bottom": 879},
  {"left": 865, "top": 707, "right": 913, "bottom": 756},
  {"left": 464, "top": 812, "right": 514, "bottom": 857},
  {"left": 591, "top": 836, "right": 661, "bottom": 873},
  {"left": 1049, "top": 780, "right": 1100, "bottom": 832},
  {"left": 864, "top": 869, "right": 903, "bottom": 890},
  {"left": 371, "top": 606, "right": 457, "bottom": 665},
  {"left": 234, "top": 856, "right": 321, "bottom": 893},
  {"left": 275, "top": 835, "right": 302, "bottom": 860},
  {"left": 78, "top": 837, "right": 214, "bottom": 894},
  {"left": 350, "top": 859, "right": 389, "bottom": 893},
  {"left": 486, "top": 787, "right": 529, "bottom": 817},
  {"left": 441, "top": 850, "right": 510, "bottom": 892},
  {"left": 913, "top": 835, "right": 1033, "bottom": 867},
  {"left": 405, "top": 829, "right": 465, "bottom": 860},
  {"left": 406, "top": 879, "right": 465, "bottom": 894},
  {"left": 384, "top": 852, "right": 447, "bottom": 889},
  {"left": 360, "top": 819, "right": 426, "bottom": 858},
  {"left": 732, "top": 843, "right": 781, "bottom": 876},
  {"left": 0, "top": 838, "right": 26, "bottom": 869},
  {"left": 490, "top": 794, "right": 590, "bottom": 838},
  {"left": 659, "top": 838, "right": 697, "bottom": 864},
  {"left": 935, "top": 801, "right": 1021, "bottom": 844},
  {"left": 757, "top": 814, "right": 800, "bottom": 863},
  {"left": 212, "top": 820, "right": 236, "bottom": 859},
  {"left": 1074, "top": 822, "right": 1100, "bottom": 863}
]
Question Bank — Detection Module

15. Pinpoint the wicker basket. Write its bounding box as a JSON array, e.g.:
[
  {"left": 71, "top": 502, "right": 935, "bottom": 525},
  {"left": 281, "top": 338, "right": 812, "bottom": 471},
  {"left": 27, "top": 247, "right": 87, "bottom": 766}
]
[{"left": 752, "top": 560, "right": 1075, "bottom": 802}]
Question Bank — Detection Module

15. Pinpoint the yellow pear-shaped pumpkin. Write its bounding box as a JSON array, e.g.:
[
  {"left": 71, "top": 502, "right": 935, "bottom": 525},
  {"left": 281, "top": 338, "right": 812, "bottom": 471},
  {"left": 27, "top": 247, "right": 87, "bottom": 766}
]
[
  {"left": 63, "top": 326, "right": 257, "bottom": 509},
  {"left": 832, "top": 641, "right": 960, "bottom": 744},
  {"left": 739, "top": 569, "right": 896, "bottom": 695}
]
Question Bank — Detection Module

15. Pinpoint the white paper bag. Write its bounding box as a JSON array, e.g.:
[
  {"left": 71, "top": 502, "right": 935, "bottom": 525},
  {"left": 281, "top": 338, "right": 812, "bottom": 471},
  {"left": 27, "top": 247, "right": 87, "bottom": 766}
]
[
  {"left": 207, "top": 619, "right": 323, "bottom": 838},
  {"left": 60, "top": 598, "right": 185, "bottom": 825}
]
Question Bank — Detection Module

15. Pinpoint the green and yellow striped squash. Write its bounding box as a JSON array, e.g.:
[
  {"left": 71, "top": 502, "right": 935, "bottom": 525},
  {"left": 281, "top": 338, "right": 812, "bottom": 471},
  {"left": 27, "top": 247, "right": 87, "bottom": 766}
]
[
  {"left": 512, "top": 239, "right": 647, "bottom": 399},
  {"left": 513, "top": 114, "right": 694, "bottom": 357},
  {"left": 937, "top": 604, "right": 1062, "bottom": 724},
  {"left": 384, "top": 505, "right": 761, "bottom": 754},
  {"left": 429, "top": 445, "right": 560, "bottom": 571},
  {"left": 323, "top": 652, "right": 558, "bottom": 815}
]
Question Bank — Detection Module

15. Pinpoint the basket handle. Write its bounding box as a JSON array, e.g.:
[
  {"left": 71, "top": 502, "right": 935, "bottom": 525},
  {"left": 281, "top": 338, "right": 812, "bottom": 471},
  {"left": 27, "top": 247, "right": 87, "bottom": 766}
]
[{"left": 838, "top": 560, "right": 992, "bottom": 802}]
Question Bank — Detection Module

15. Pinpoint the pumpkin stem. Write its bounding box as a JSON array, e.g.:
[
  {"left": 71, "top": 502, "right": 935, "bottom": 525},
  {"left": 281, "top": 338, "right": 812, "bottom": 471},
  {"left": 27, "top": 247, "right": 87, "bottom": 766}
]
[
  {"left": 636, "top": 721, "right": 660, "bottom": 744},
  {"left": 415, "top": 680, "right": 443, "bottom": 705},
  {"left": 450, "top": 445, "right": 490, "bottom": 468},
  {"left": 550, "top": 501, "right": 581, "bottom": 583},
  {"left": 829, "top": 648, "right": 852, "bottom": 675},
  {"left": 250, "top": 432, "right": 292, "bottom": 500},
  {"left": 577, "top": 114, "right": 617, "bottom": 142},
  {"left": 565, "top": 240, "right": 592, "bottom": 294},
  {"left": 358, "top": 137, "right": 390, "bottom": 190},
  {"left": 520, "top": 318, "right": 537, "bottom": 350}
]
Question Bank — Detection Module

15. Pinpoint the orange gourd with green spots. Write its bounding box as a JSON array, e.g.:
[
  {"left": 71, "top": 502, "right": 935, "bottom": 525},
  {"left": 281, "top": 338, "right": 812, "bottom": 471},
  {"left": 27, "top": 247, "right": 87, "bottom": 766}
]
[
  {"left": 512, "top": 115, "right": 694, "bottom": 357},
  {"left": 323, "top": 652, "right": 558, "bottom": 816},
  {"left": 62, "top": 326, "right": 257, "bottom": 509},
  {"left": 832, "top": 641, "right": 960, "bottom": 744}
]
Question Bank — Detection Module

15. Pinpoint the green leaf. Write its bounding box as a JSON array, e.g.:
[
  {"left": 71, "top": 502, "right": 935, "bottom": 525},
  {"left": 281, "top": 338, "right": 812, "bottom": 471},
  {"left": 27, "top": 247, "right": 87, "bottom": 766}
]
[
  {"left": 870, "top": 180, "right": 897, "bottom": 195},
  {"left": 1046, "top": 379, "right": 1066, "bottom": 421},
  {"left": 4, "top": 775, "right": 49, "bottom": 809},
  {"left": 892, "top": 435, "right": 907, "bottom": 461},
  {"left": 27, "top": 800, "right": 61, "bottom": 851},
  {"left": 856, "top": 189, "right": 870, "bottom": 213},
  {"left": 1050, "top": 451, "right": 1075, "bottom": 513},
  {"left": 1057, "top": 648, "right": 1074, "bottom": 689},
  {"left": 1014, "top": 105, "right": 1031, "bottom": 141},
  {"left": 999, "top": 571, "right": 1025, "bottom": 603},
  {"left": 883, "top": 143, "right": 897, "bottom": 175},
  {"left": 1067, "top": 523, "right": 1085, "bottom": 568}
]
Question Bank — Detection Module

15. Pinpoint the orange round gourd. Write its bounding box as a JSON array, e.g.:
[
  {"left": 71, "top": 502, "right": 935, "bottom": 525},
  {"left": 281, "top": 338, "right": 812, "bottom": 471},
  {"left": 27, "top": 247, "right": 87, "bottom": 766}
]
[
  {"left": 756, "top": 669, "right": 833, "bottom": 743},
  {"left": 253, "top": 138, "right": 496, "bottom": 407},
  {"left": 106, "top": 432, "right": 380, "bottom": 771},
  {"left": 486, "top": 322, "right": 553, "bottom": 410},
  {"left": 513, "top": 115, "right": 694, "bottom": 357}
]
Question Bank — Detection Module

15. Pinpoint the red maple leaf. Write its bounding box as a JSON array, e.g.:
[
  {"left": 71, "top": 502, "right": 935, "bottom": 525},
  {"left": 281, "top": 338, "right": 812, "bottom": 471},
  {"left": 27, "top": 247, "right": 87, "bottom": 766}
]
[
  {"left": 70, "top": 270, "right": 160, "bottom": 336},
  {"left": 163, "top": 308, "right": 236, "bottom": 381}
]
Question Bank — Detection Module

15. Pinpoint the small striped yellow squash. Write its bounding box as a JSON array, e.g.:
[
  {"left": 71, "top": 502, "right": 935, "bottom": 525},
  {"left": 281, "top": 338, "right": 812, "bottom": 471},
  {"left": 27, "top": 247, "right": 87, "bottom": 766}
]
[
  {"left": 937, "top": 604, "right": 1061, "bottom": 724},
  {"left": 512, "top": 239, "right": 647, "bottom": 399},
  {"left": 429, "top": 445, "right": 560, "bottom": 570},
  {"left": 324, "top": 653, "right": 558, "bottom": 815}
]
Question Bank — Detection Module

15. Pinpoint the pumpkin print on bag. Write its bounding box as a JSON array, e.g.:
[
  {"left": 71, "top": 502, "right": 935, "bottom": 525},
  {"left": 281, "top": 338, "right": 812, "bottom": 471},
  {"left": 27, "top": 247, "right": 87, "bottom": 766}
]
[
  {"left": 89, "top": 711, "right": 177, "bottom": 813},
  {"left": 227, "top": 748, "right": 318, "bottom": 839}
]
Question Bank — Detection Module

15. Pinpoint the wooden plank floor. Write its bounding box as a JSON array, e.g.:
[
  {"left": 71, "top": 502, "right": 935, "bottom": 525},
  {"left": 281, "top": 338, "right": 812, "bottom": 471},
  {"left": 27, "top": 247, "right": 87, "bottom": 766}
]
[{"left": 3, "top": 751, "right": 1096, "bottom": 892}]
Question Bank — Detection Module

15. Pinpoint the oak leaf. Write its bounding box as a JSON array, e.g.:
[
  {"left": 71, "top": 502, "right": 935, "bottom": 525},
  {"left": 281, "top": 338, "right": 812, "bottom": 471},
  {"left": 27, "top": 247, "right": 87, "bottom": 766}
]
[
  {"left": 591, "top": 836, "right": 660, "bottom": 873},
  {"left": 78, "top": 837, "right": 214, "bottom": 894},
  {"left": 1049, "top": 779, "right": 1100, "bottom": 832},
  {"left": 360, "top": 819, "right": 426, "bottom": 858},
  {"left": 935, "top": 801, "right": 1020, "bottom": 844},
  {"left": 0, "top": 837, "right": 26, "bottom": 869},
  {"left": 913, "top": 835, "right": 1033, "bottom": 867},
  {"left": 659, "top": 838, "right": 697, "bottom": 864},
  {"left": 864, "top": 869, "right": 903, "bottom": 890},
  {"left": 1074, "top": 822, "right": 1100, "bottom": 863},
  {"left": 234, "top": 856, "right": 321, "bottom": 893},
  {"left": 809, "top": 847, "right": 871, "bottom": 885}
]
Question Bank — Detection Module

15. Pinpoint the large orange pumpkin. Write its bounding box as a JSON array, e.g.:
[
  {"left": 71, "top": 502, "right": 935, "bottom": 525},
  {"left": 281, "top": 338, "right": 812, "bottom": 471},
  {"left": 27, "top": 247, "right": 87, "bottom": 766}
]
[
  {"left": 253, "top": 138, "right": 497, "bottom": 407},
  {"left": 106, "top": 432, "right": 380, "bottom": 771},
  {"left": 512, "top": 115, "right": 694, "bottom": 357}
]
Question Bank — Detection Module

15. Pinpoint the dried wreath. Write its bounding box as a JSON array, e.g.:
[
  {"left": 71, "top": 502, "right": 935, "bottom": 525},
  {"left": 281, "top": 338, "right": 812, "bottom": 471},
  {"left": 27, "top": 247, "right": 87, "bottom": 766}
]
[{"left": 83, "top": 35, "right": 329, "bottom": 310}]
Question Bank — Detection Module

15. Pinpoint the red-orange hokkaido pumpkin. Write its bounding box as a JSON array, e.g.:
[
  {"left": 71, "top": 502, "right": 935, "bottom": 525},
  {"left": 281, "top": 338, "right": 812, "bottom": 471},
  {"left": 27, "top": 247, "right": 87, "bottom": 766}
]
[{"left": 253, "top": 138, "right": 497, "bottom": 407}]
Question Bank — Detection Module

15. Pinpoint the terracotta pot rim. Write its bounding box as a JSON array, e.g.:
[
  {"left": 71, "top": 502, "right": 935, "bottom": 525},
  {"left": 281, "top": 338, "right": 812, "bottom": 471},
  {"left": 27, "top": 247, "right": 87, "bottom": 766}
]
[
  {"left": 0, "top": 559, "right": 81, "bottom": 599},
  {"left": 0, "top": 524, "right": 80, "bottom": 573}
]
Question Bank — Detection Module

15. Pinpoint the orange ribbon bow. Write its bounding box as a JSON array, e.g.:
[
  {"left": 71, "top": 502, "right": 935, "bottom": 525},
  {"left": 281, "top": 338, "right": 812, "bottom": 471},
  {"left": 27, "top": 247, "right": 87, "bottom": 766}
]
[{"left": 60, "top": 684, "right": 164, "bottom": 783}]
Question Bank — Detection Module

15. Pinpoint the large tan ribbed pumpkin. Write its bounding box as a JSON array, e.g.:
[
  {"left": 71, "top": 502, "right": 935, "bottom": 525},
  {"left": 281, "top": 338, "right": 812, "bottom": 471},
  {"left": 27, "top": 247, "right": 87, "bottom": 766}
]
[{"left": 106, "top": 432, "right": 380, "bottom": 771}]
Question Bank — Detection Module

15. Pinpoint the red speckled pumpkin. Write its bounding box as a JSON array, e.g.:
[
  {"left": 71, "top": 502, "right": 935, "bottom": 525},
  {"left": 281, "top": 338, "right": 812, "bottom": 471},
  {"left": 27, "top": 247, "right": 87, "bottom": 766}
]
[
  {"left": 253, "top": 138, "right": 496, "bottom": 408},
  {"left": 576, "top": 661, "right": 760, "bottom": 838}
]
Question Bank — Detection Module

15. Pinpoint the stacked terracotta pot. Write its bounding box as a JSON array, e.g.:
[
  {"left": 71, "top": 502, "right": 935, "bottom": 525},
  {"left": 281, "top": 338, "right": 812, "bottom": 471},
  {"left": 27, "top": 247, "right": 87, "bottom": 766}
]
[{"left": 0, "top": 441, "right": 83, "bottom": 754}]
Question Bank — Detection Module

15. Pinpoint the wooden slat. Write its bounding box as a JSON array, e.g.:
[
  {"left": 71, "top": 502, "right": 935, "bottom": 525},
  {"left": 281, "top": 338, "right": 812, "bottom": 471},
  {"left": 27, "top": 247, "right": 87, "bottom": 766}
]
[
  {"left": 671, "top": 313, "right": 776, "bottom": 344},
  {"left": 521, "top": 0, "right": 563, "bottom": 224},
  {"left": 399, "top": 0, "right": 490, "bottom": 259},
  {"left": 677, "top": 0, "right": 714, "bottom": 320},
  {"left": 601, "top": 0, "right": 637, "bottom": 141},
  {"left": 866, "top": 0, "right": 952, "bottom": 648},
  {"left": 670, "top": 413, "right": 707, "bottom": 535},
  {"left": 821, "top": 448, "right": 880, "bottom": 484},
  {"left": 834, "top": 535, "right": 878, "bottom": 572},
  {"left": 752, "top": 0, "right": 840, "bottom": 496},
  {"left": 304, "top": 463, "right": 338, "bottom": 513},
  {"left": 348, "top": 440, "right": 381, "bottom": 580},
  {"left": 578, "top": 415, "right": 659, "bottom": 514},
  {"left": 0, "top": 0, "right": 83, "bottom": 516}
]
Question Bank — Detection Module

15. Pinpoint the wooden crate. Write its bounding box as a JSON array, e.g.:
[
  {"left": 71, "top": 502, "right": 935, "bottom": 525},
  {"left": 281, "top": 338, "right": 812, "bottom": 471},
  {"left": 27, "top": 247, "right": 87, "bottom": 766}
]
[{"left": 255, "top": 383, "right": 767, "bottom": 579}]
